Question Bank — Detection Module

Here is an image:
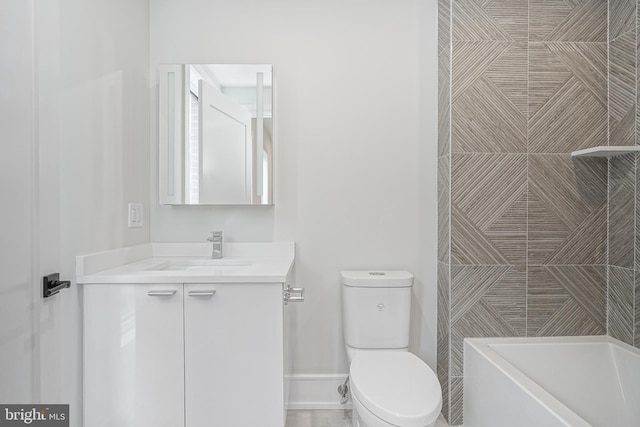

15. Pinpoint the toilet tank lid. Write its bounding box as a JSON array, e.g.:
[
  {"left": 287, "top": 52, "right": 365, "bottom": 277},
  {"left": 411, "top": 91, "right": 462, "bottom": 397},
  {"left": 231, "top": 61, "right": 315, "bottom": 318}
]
[{"left": 341, "top": 271, "right": 413, "bottom": 287}]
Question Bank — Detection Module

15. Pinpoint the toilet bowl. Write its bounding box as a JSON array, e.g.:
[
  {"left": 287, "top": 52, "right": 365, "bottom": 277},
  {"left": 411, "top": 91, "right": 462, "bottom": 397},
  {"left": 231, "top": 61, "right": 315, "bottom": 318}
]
[
  {"left": 349, "top": 351, "right": 441, "bottom": 427},
  {"left": 341, "top": 271, "right": 442, "bottom": 427}
]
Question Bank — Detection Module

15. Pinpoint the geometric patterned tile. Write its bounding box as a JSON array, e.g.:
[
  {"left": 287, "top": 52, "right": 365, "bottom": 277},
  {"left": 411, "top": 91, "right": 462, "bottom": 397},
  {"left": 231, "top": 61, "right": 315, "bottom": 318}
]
[
  {"left": 636, "top": 155, "right": 640, "bottom": 274},
  {"left": 450, "top": 377, "right": 464, "bottom": 427},
  {"left": 437, "top": 330, "right": 450, "bottom": 377},
  {"left": 485, "top": 41, "right": 528, "bottom": 116},
  {"left": 609, "top": 30, "right": 636, "bottom": 147},
  {"left": 451, "top": 40, "right": 512, "bottom": 97},
  {"left": 527, "top": 265, "right": 606, "bottom": 337},
  {"left": 438, "top": 362, "right": 450, "bottom": 424},
  {"left": 440, "top": 0, "right": 450, "bottom": 160},
  {"left": 437, "top": 236, "right": 450, "bottom": 427},
  {"left": 452, "top": 41, "right": 511, "bottom": 101},
  {"left": 528, "top": 42, "right": 607, "bottom": 153},
  {"left": 527, "top": 42, "right": 571, "bottom": 118},
  {"left": 452, "top": 41, "right": 527, "bottom": 152},
  {"left": 528, "top": 154, "right": 607, "bottom": 265},
  {"left": 529, "top": 0, "right": 573, "bottom": 42},
  {"left": 438, "top": 156, "right": 450, "bottom": 263},
  {"left": 451, "top": 265, "right": 525, "bottom": 375},
  {"left": 636, "top": 157, "right": 640, "bottom": 350},
  {"left": 439, "top": 46, "right": 451, "bottom": 158},
  {"left": 608, "top": 266, "right": 634, "bottom": 345},
  {"left": 610, "top": 103, "right": 636, "bottom": 148},
  {"left": 444, "top": 0, "right": 610, "bottom": 421},
  {"left": 451, "top": 265, "right": 526, "bottom": 327},
  {"left": 547, "top": 42, "right": 607, "bottom": 106},
  {"left": 609, "top": 0, "right": 636, "bottom": 42},
  {"left": 609, "top": 153, "right": 635, "bottom": 269},
  {"left": 638, "top": 18, "right": 640, "bottom": 143},
  {"left": 636, "top": 274, "right": 640, "bottom": 349},
  {"left": 530, "top": 0, "right": 607, "bottom": 43},
  {"left": 452, "top": 154, "right": 527, "bottom": 265},
  {"left": 634, "top": 153, "right": 640, "bottom": 341},
  {"left": 453, "top": 0, "right": 526, "bottom": 42},
  {"left": 482, "top": 0, "right": 528, "bottom": 41},
  {"left": 637, "top": 15, "right": 640, "bottom": 145},
  {"left": 437, "top": 261, "right": 450, "bottom": 360},
  {"left": 439, "top": 0, "right": 451, "bottom": 55}
]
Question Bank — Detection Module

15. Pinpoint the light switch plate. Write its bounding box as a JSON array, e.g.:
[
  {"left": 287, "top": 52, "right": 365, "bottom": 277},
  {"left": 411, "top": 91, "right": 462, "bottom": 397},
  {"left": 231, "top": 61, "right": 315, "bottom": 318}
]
[{"left": 128, "top": 203, "right": 143, "bottom": 228}]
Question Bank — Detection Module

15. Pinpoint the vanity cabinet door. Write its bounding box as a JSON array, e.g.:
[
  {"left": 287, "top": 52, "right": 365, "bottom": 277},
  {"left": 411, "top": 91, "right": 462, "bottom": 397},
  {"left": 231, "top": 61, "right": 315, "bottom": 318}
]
[
  {"left": 184, "top": 283, "right": 284, "bottom": 427},
  {"left": 83, "top": 284, "right": 185, "bottom": 427}
]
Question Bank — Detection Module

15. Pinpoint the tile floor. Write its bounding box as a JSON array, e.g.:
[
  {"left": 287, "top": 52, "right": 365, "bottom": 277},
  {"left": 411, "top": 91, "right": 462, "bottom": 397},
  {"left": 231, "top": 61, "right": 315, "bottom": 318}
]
[
  {"left": 285, "top": 410, "right": 451, "bottom": 427},
  {"left": 285, "top": 410, "right": 352, "bottom": 427}
]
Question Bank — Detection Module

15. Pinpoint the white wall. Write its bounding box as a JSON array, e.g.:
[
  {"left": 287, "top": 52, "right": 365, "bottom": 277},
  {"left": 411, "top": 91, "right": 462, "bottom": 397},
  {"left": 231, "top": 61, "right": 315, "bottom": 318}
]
[{"left": 150, "top": 0, "right": 439, "bottom": 380}]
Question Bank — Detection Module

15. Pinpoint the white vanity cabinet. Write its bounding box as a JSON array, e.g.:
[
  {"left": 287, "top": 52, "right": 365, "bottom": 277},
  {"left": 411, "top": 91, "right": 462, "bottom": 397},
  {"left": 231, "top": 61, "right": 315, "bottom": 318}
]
[
  {"left": 184, "top": 283, "right": 284, "bottom": 426},
  {"left": 83, "top": 283, "right": 185, "bottom": 427},
  {"left": 83, "top": 282, "right": 286, "bottom": 427}
]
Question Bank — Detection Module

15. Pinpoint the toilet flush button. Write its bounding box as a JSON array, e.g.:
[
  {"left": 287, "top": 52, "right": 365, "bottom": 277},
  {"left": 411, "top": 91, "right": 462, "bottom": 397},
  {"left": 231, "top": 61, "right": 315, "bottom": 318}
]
[{"left": 377, "top": 303, "right": 385, "bottom": 311}]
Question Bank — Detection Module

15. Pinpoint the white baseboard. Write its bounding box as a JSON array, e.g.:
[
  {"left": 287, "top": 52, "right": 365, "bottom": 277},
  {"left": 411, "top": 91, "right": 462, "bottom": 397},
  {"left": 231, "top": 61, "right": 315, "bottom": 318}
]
[{"left": 286, "top": 374, "right": 353, "bottom": 410}]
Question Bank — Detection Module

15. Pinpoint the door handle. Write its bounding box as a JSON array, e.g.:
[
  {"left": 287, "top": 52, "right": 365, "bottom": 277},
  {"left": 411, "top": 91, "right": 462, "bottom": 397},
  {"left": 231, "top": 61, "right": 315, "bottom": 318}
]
[
  {"left": 43, "top": 273, "right": 71, "bottom": 298},
  {"left": 188, "top": 290, "right": 216, "bottom": 297}
]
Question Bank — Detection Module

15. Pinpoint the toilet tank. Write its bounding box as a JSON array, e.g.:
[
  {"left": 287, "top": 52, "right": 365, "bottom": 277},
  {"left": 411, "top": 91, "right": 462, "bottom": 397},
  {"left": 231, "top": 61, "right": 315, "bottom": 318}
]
[{"left": 342, "top": 271, "right": 413, "bottom": 350}]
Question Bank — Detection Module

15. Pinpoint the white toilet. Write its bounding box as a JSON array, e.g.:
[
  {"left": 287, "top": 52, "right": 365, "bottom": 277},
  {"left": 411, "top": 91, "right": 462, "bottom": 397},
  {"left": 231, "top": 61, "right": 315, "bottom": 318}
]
[{"left": 342, "top": 271, "right": 442, "bottom": 427}]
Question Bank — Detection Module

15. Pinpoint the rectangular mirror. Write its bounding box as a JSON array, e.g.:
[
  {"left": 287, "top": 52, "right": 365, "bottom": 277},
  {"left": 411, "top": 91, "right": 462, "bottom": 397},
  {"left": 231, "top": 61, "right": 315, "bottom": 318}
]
[{"left": 159, "top": 64, "right": 273, "bottom": 205}]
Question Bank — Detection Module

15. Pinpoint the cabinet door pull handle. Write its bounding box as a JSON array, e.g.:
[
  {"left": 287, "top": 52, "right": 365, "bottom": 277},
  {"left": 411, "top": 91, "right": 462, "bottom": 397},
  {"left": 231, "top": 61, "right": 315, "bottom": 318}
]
[
  {"left": 188, "top": 290, "right": 216, "bottom": 297},
  {"left": 147, "top": 290, "right": 177, "bottom": 296}
]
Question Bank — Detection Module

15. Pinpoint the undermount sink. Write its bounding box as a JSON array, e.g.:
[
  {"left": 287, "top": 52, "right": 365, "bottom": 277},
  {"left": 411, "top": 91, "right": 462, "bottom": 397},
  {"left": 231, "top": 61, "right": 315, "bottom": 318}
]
[{"left": 148, "top": 258, "right": 254, "bottom": 272}]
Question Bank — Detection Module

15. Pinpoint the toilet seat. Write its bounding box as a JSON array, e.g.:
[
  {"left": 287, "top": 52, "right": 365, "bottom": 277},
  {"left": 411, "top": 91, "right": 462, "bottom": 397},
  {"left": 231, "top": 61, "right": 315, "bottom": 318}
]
[{"left": 350, "top": 352, "right": 442, "bottom": 427}]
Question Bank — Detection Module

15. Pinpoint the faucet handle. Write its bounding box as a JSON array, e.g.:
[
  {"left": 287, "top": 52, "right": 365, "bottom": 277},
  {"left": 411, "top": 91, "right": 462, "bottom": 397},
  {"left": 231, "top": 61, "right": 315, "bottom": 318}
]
[
  {"left": 207, "top": 231, "right": 224, "bottom": 259},
  {"left": 206, "top": 231, "right": 223, "bottom": 242}
]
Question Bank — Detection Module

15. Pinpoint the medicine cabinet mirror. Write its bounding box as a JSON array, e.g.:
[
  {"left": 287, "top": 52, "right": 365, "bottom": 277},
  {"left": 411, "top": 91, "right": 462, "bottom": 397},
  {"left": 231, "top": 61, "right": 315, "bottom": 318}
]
[{"left": 158, "top": 64, "right": 273, "bottom": 205}]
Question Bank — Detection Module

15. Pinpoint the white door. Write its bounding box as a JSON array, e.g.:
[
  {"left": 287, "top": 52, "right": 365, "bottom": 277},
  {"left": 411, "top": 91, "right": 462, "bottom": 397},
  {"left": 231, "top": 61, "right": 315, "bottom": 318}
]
[
  {"left": 198, "top": 80, "right": 252, "bottom": 204},
  {"left": 0, "top": 0, "right": 39, "bottom": 404},
  {"left": 0, "top": 0, "right": 66, "bottom": 407},
  {"left": 2, "top": 3, "right": 149, "bottom": 425},
  {"left": 184, "top": 283, "right": 284, "bottom": 427},
  {"left": 1, "top": 0, "right": 70, "bottom": 411}
]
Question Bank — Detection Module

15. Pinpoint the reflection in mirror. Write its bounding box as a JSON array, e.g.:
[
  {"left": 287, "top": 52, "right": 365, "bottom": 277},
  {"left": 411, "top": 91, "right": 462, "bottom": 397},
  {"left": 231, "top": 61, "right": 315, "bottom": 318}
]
[{"left": 159, "top": 64, "right": 273, "bottom": 205}]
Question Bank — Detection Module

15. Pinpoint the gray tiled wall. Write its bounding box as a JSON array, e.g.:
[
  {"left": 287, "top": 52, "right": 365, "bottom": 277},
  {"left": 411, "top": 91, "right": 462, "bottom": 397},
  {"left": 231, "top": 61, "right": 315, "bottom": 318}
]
[
  {"left": 607, "top": 0, "right": 638, "bottom": 348},
  {"left": 636, "top": 157, "right": 640, "bottom": 348},
  {"left": 437, "top": 1, "right": 620, "bottom": 425},
  {"left": 436, "top": 0, "right": 451, "bottom": 422}
]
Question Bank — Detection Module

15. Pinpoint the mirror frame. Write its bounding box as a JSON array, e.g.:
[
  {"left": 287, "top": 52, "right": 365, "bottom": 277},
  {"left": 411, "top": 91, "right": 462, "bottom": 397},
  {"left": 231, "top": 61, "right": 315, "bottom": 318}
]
[{"left": 158, "top": 64, "right": 274, "bottom": 205}]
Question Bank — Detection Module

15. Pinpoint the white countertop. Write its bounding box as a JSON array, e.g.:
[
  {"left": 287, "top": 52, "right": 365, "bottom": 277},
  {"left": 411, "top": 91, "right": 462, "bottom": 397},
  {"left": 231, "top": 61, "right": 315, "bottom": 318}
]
[{"left": 76, "top": 242, "right": 295, "bottom": 284}]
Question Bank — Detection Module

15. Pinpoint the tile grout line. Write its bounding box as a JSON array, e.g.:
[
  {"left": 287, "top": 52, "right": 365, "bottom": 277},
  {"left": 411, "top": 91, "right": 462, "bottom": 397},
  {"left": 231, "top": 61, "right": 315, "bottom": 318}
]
[
  {"left": 526, "top": 0, "right": 530, "bottom": 339},
  {"left": 606, "top": 0, "right": 610, "bottom": 337},
  {"left": 634, "top": 2, "right": 638, "bottom": 348},
  {"left": 447, "top": 0, "right": 453, "bottom": 423}
]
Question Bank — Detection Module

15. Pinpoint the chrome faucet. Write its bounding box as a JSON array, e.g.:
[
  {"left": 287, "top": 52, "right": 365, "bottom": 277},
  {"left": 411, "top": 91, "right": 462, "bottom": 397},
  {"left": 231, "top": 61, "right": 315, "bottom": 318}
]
[{"left": 206, "top": 231, "right": 223, "bottom": 259}]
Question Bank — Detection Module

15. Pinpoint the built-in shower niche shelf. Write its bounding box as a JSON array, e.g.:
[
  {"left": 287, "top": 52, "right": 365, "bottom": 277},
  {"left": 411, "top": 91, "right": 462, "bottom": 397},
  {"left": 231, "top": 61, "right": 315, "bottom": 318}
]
[{"left": 571, "top": 146, "right": 640, "bottom": 158}]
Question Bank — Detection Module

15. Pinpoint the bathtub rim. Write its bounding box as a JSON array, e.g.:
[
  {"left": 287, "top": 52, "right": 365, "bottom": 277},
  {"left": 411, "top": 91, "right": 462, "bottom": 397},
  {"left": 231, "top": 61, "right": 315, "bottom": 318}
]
[{"left": 463, "top": 335, "right": 640, "bottom": 427}]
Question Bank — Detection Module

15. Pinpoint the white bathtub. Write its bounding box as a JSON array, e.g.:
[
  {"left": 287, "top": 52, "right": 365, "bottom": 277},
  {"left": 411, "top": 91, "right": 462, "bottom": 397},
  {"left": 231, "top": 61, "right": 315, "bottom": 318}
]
[{"left": 464, "top": 336, "right": 640, "bottom": 427}]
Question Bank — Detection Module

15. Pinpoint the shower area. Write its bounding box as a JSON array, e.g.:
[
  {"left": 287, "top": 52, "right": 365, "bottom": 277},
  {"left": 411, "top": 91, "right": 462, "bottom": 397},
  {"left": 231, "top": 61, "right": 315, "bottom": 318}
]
[{"left": 437, "top": 1, "right": 640, "bottom": 424}]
